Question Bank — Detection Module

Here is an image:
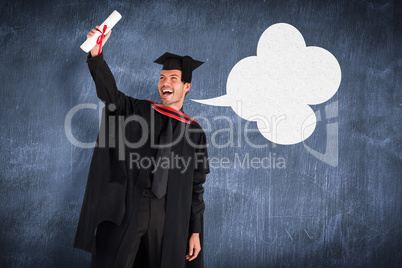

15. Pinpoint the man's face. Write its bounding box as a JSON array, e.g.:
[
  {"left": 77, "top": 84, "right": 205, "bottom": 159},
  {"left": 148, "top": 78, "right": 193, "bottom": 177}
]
[{"left": 158, "top": 69, "right": 191, "bottom": 110}]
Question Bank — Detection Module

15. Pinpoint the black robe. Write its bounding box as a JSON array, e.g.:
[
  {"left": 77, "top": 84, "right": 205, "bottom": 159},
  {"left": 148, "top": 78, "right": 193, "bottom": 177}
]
[{"left": 73, "top": 53, "right": 209, "bottom": 268}]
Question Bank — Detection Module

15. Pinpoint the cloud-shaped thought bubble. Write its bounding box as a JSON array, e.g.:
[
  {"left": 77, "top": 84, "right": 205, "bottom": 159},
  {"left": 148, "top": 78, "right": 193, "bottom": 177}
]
[{"left": 193, "top": 23, "right": 341, "bottom": 145}]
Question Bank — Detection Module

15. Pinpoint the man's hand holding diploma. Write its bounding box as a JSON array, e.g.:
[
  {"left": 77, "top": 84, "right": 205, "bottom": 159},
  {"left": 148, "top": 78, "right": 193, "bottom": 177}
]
[{"left": 87, "top": 26, "right": 112, "bottom": 57}]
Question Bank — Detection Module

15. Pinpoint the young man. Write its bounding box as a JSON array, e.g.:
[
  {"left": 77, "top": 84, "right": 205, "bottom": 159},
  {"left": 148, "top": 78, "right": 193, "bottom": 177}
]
[{"left": 74, "top": 27, "right": 209, "bottom": 268}]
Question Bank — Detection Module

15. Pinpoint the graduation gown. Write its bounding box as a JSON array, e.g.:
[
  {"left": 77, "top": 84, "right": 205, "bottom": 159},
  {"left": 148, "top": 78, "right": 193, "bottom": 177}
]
[{"left": 73, "top": 53, "right": 209, "bottom": 268}]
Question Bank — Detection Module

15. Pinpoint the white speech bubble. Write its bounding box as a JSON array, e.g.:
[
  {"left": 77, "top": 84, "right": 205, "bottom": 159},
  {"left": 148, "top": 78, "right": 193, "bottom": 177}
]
[{"left": 193, "top": 23, "right": 341, "bottom": 145}]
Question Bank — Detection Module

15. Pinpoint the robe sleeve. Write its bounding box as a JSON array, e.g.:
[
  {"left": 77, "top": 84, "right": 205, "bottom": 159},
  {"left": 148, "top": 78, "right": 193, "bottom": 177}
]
[
  {"left": 86, "top": 52, "right": 133, "bottom": 114},
  {"left": 189, "top": 131, "right": 210, "bottom": 234}
]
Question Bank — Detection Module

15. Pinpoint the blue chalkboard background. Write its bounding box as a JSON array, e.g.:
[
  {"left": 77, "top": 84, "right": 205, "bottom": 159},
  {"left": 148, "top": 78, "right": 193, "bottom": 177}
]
[{"left": 0, "top": 0, "right": 400, "bottom": 267}]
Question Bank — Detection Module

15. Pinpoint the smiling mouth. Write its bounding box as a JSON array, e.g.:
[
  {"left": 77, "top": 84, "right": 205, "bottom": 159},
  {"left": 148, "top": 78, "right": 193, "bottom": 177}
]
[{"left": 162, "top": 88, "right": 173, "bottom": 97}]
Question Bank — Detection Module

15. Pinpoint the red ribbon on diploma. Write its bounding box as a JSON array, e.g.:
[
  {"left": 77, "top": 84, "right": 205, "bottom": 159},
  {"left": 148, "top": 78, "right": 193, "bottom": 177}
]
[{"left": 96, "top": 25, "right": 108, "bottom": 55}]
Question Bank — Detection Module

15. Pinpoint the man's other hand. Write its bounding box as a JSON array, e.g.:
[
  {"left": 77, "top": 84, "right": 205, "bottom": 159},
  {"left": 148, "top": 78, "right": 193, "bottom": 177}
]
[
  {"left": 186, "top": 233, "right": 201, "bottom": 261},
  {"left": 87, "top": 25, "right": 112, "bottom": 57}
]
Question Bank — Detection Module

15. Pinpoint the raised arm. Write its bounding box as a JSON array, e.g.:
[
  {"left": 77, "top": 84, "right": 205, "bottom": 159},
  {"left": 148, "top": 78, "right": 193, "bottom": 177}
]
[{"left": 86, "top": 26, "right": 127, "bottom": 112}]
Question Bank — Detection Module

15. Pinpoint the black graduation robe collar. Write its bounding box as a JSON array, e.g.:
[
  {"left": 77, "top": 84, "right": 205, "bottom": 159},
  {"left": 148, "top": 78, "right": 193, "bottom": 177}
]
[{"left": 146, "top": 99, "right": 198, "bottom": 125}]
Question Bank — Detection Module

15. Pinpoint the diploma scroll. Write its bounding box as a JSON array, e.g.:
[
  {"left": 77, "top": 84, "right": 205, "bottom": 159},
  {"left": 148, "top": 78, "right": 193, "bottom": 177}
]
[{"left": 80, "top": 10, "right": 122, "bottom": 53}]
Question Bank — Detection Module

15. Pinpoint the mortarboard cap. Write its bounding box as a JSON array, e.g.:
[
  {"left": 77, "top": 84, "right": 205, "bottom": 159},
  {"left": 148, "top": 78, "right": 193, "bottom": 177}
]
[{"left": 154, "top": 52, "right": 203, "bottom": 83}]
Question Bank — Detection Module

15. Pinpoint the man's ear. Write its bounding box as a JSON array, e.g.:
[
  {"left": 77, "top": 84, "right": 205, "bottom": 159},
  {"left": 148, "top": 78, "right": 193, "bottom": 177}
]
[{"left": 184, "top": 82, "right": 191, "bottom": 94}]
